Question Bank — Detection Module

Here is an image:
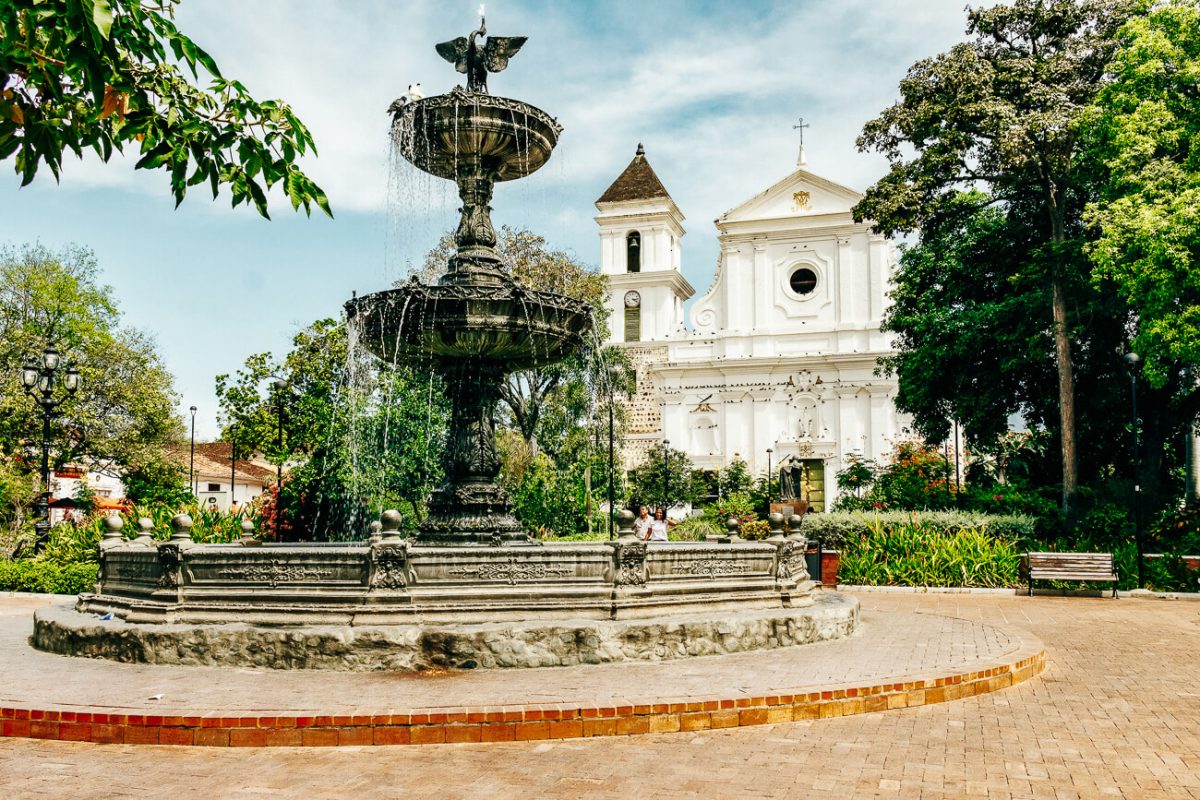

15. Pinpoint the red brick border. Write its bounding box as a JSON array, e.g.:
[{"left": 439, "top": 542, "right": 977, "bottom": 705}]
[{"left": 0, "top": 646, "right": 1044, "bottom": 747}]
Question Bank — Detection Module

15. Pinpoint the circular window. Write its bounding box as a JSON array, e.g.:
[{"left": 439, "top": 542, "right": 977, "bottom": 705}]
[{"left": 789, "top": 267, "right": 818, "bottom": 296}]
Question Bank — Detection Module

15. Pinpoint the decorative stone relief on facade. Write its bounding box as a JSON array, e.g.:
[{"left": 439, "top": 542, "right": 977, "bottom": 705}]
[
  {"left": 448, "top": 558, "right": 574, "bottom": 585},
  {"left": 156, "top": 543, "right": 183, "bottom": 589},
  {"left": 369, "top": 543, "right": 409, "bottom": 590},
  {"left": 217, "top": 561, "right": 335, "bottom": 588},
  {"left": 613, "top": 541, "right": 648, "bottom": 586},
  {"left": 671, "top": 559, "right": 751, "bottom": 578}
]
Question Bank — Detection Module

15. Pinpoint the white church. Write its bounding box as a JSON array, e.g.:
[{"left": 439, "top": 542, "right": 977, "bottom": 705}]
[{"left": 596, "top": 144, "right": 910, "bottom": 511}]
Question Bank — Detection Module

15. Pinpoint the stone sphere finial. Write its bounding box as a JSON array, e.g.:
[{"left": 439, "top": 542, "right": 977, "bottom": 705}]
[
  {"left": 99, "top": 515, "right": 124, "bottom": 549},
  {"left": 368, "top": 520, "right": 384, "bottom": 544},
  {"left": 239, "top": 519, "right": 257, "bottom": 546},
  {"left": 169, "top": 513, "right": 194, "bottom": 542},
  {"left": 132, "top": 517, "right": 155, "bottom": 546},
  {"left": 788, "top": 513, "right": 804, "bottom": 537},
  {"left": 767, "top": 512, "right": 786, "bottom": 541},
  {"left": 726, "top": 517, "right": 741, "bottom": 534},
  {"left": 380, "top": 509, "right": 403, "bottom": 540}
]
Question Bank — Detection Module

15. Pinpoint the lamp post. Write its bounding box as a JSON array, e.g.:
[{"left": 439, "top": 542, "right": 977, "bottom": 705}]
[
  {"left": 1123, "top": 352, "right": 1145, "bottom": 589},
  {"left": 766, "top": 447, "right": 774, "bottom": 506},
  {"left": 272, "top": 378, "right": 287, "bottom": 537},
  {"left": 188, "top": 405, "right": 197, "bottom": 497},
  {"left": 20, "top": 346, "right": 80, "bottom": 552},
  {"left": 229, "top": 423, "right": 237, "bottom": 509},
  {"left": 608, "top": 373, "right": 616, "bottom": 540},
  {"left": 662, "top": 439, "right": 670, "bottom": 513}
]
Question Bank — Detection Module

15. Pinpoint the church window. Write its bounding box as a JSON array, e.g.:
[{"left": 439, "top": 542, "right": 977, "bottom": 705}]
[
  {"left": 789, "top": 267, "right": 818, "bottom": 296},
  {"left": 626, "top": 231, "right": 641, "bottom": 272},
  {"left": 623, "top": 290, "right": 641, "bottom": 342}
]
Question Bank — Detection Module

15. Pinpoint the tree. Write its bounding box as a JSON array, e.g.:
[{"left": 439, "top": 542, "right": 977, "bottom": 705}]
[
  {"left": 855, "top": 0, "right": 1141, "bottom": 514},
  {"left": 629, "top": 445, "right": 703, "bottom": 512},
  {"left": 215, "top": 318, "right": 449, "bottom": 538},
  {"left": 0, "top": 0, "right": 330, "bottom": 218},
  {"left": 1085, "top": 0, "right": 1200, "bottom": 390},
  {"left": 0, "top": 243, "right": 182, "bottom": 477},
  {"left": 718, "top": 455, "right": 753, "bottom": 498}
]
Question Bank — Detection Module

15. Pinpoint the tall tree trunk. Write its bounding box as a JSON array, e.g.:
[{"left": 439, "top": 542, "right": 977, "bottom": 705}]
[
  {"left": 1047, "top": 188, "right": 1078, "bottom": 516},
  {"left": 1052, "top": 277, "right": 1077, "bottom": 515}
]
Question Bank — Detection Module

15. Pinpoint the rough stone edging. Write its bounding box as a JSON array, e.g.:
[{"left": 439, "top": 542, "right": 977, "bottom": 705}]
[
  {"left": 31, "top": 593, "right": 859, "bottom": 671},
  {"left": 0, "top": 632, "right": 1045, "bottom": 747}
]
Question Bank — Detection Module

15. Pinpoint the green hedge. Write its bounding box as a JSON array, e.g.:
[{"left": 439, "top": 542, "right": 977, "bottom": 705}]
[
  {"left": 0, "top": 560, "right": 98, "bottom": 594},
  {"left": 838, "top": 519, "right": 1020, "bottom": 588},
  {"left": 800, "top": 510, "right": 1035, "bottom": 548}
]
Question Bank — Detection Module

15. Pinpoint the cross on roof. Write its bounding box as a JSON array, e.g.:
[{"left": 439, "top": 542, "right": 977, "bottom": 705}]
[{"left": 793, "top": 116, "right": 810, "bottom": 166}]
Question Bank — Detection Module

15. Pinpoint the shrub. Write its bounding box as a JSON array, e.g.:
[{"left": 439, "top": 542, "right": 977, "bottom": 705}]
[
  {"left": 740, "top": 520, "right": 770, "bottom": 540},
  {"left": 838, "top": 518, "right": 1020, "bottom": 588},
  {"left": 671, "top": 515, "right": 722, "bottom": 541},
  {"left": 704, "top": 492, "right": 758, "bottom": 526},
  {"left": 0, "top": 560, "right": 98, "bottom": 594},
  {"left": 799, "top": 511, "right": 1036, "bottom": 548}
]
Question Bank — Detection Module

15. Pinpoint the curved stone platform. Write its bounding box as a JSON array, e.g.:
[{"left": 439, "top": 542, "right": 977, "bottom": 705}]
[
  {"left": 34, "top": 592, "right": 859, "bottom": 671},
  {"left": 0, "top": 593, "right": 1045, "bottom": 747}
]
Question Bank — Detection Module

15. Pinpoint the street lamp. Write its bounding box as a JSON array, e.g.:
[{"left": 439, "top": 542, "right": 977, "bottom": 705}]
[
  {"left": 766, "top": 448, "right": 774, "bottom": 506},
  {"left": 20, "top": 346, "right": 81, "bottom": 552},
  {"left": 607, "top": 372, "right": 616, "bottom": 540},
  {"left": 1123, "top": 352, "right": 1145, "bottom": 589},
  {"left": 661, "top": 439, "right": 671, "bottom": 514},
  {"left": 273, "top": 378, "right": 288, "bottom": 537},
  {"left": 189, "top": 405, "right": 197, "bottom": 497},
  {"left": 229, "top": 422, "right": 237, "bottom": 509}
]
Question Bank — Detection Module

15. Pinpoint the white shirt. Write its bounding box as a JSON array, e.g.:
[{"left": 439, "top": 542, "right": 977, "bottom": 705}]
[
  {"left": 648, "top": 519, "right": 669, "bottom": 541},
  {"left": 633, "top": 515, "right": 652, "bottom": 538}
]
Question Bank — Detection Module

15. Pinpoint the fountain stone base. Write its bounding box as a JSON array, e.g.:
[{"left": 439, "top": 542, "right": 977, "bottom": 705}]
[{"left": 35, "top": 536, "right": 847, "bottom": 670}]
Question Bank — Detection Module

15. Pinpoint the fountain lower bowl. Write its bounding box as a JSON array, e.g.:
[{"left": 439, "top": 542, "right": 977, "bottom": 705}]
[
  {"left": 33, "top": 538, "right": 843, "bottom": 671},
  {"left": 346, "top": 282, "right": 592, "bottom": 369},
  {"left": 397, "top": 89, "right": 561, "bottom": 182}
]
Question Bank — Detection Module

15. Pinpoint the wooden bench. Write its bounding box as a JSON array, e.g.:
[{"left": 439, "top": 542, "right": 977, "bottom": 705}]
[{"left": 1026, "top": 552, "right": 1118, "bottom": 597}]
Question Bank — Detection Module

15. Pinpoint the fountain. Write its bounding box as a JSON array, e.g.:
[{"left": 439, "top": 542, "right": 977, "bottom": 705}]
[{"left": 32, "top": 20, "right": 858, "bottom": 671}]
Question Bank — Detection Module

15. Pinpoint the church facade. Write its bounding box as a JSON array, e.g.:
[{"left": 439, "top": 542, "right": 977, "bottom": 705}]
[{"left": 596, "top": 146, "right": 909, "bottom": 510}]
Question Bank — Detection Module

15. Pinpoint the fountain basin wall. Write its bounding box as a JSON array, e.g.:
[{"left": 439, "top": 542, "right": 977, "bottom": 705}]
[
  {"left": 69, "top": 539, "right": 812, "bottom": 626},
  {"left": 30, "top": 537, "right": 854, "bottom": 671}
]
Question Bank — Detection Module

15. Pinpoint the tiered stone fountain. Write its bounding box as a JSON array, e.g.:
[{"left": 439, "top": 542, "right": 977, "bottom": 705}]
[{"left": 33, "top": 21, "right": 857, "bottom": 671}]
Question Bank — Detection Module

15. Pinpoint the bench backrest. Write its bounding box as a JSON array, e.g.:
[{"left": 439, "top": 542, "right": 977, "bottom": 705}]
[{"left": 1027, "top": 552, "right": 1114, "bottom": 572}]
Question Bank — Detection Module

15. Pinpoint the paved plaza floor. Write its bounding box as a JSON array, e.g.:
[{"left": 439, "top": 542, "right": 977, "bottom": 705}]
[{"left": 1, "top": 591, "right": 1197, "bottom": 799}]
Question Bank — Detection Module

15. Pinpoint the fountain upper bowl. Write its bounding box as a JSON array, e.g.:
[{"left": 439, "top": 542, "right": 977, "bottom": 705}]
[
  {"left": 395, "top": 88, "right": 562, "bottom": 182},
  {"left": 346, "top": 280, "right": 592, "bottom": 370}
]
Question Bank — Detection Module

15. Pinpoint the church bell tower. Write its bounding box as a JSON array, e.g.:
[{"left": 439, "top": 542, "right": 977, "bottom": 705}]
[{"left": 595, "top": 144, "right": 694, "bottom": 345}]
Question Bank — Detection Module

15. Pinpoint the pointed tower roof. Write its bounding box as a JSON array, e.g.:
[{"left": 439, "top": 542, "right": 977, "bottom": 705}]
[{"left": 596, "top": 143, "right": 673, "bottom": 204}]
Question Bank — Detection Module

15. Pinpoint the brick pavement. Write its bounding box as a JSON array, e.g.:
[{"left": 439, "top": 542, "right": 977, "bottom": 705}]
[
  {"left": 0, "top": 592, "right": 1197, "bottom": 798},
  {"left": 0, "top": 592, "right": 1038, "bottom": 746}
]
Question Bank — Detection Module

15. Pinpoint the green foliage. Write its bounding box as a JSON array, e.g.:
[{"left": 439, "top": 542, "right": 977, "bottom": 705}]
[
  {"left": 0, "top": 559, "right": 96, "bottom": 594},
  {"left": 629, "top": 445, "right": 704, "bottom": 511},
  {"left": 216, "top": 319, "right": 449, "bottom": 540},
  {"left": 121, "top": 455, "right": 191, "bottom": 506},
  {"left": 511, "top": 453, "right": 601, "bottom": 538},
  {"left": 835, "top": 441, "right": 959, "bottom": 511},
  {"left": 856, "top": 0, "right": 1144, "bottom": 512},
  {"left": 799, "top": 510, "right": 1037, "bottom": 550},
  {"left": 1085, "top": 0, "right": 1200, "bottom": 389},
  {"left": 0, "top": 243, "right": 183, "bottom": 474},
  {"left": 739, "top": 520, "right": 770, "bottom": 541},
  {"left": 717, "top": 456, "right": 753, "bottom": 497},
  {"left": 839, "top": 518, "right": 1021, "bottom": 588},
  {"left": 670, "top": 515, "right": 722, "bottom": 541},
  {"left": 0, "top": 0, "right": 330, "bottom": 218},
  {"left": 835, "top": 453, "right": 877, "bottom": 498},
  {"left": 704, "top": 491, "right": 758, "bottom": 526}
]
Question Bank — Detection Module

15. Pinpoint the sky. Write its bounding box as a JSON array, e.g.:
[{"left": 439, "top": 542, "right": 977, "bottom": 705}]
[{"left": 0, "top": 0, "right": 977, "bottom": 439}]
